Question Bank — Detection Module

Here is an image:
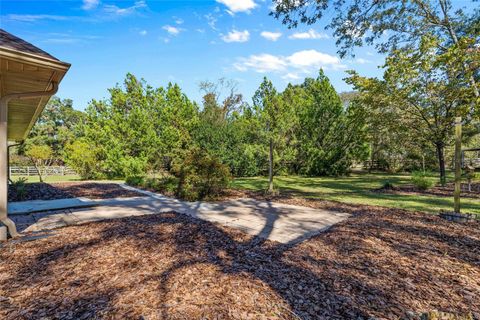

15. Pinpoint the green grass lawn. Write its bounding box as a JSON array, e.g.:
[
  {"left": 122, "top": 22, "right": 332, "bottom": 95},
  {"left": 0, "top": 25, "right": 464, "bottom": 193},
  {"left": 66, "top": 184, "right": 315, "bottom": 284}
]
[
  {"left": 11, "top": 172, "right": 479, "bottom": 215},
  {"left": 232, "top": 173, "right": 480, "bottom": 215},
  {"left": 11, "top": 175, "right": 124, "bottom": 184}
]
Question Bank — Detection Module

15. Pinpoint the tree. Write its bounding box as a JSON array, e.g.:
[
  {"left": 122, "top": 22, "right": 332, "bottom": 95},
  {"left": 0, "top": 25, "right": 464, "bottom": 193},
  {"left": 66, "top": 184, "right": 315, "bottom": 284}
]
[
  {"left": 25, "top": 145, "right": 53, "bottom": 182},
  {"left": 253, "top": 77, "right": 294, "bottom": 193},
  {"left": 347, "top": 35, "right": 477, "bottom": 184},
  {"left": 25, "top": 96, "right": 85, "bottom": 159},
  {"left": 83, "top": 73, "right": 198, "bottom": 178},
  {"left": 285, "top": 71, "right": 367, "bottom": 176},
  {"left": 195, "top": 79, "right": 243, "bottom": 168},
  {"left": 272, "top": 0, "right": 479, "bottom": 106}
]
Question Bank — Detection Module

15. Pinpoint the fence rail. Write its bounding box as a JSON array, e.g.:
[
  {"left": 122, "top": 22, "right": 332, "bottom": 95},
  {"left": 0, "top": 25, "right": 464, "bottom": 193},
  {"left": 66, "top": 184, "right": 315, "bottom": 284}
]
[{"left": 9, "top": 166, "right": 77, "bottom": 177}]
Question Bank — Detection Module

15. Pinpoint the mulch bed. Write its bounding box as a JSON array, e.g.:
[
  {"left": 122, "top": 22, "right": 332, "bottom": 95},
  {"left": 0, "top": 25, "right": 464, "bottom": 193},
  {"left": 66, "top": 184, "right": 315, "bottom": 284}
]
[
  {"left": 373, "top": 182, "right": 480, "bottom": 199},
  {"left": 8, "top": 182, "right": 142, "bottom": 202},
  {"left": 1, "top": 203, "right": 479, "bottom": 319}
]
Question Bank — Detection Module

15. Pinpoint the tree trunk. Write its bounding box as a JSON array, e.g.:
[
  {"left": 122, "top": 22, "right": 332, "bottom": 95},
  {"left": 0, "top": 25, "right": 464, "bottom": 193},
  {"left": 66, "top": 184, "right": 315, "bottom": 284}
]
[
  {"left": 29, "top": 158, "right": 43, "bottom": 183},
  {"left": 36, "top": 164, "right": 43, "bottom": 183},
  {"left": 435, "top": 142, "right": 446, "bottom": 186},
  {"left": 268, "top": 138, "right": 274, "bottom": 193}
]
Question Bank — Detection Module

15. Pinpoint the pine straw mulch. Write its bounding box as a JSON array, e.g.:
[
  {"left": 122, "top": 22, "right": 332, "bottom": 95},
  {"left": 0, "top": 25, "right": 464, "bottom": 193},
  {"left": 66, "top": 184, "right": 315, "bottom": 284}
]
[
  {"left": 1, "top": 200, "right": 480, "bottom": 320},
  {"left": 8, "top": 182, "right": 142, "bottom": 202}
]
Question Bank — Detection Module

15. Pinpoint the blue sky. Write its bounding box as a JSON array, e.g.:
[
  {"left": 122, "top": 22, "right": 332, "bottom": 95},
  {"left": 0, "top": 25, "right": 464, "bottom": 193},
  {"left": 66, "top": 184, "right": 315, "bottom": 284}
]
[{"left": 1, "top": 0, "right": 386, "bottom": 110}]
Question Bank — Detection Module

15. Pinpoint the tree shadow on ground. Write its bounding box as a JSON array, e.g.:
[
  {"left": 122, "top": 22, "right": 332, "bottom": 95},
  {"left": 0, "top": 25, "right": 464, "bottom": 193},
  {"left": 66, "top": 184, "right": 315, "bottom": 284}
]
[{"left": 2, "top": 201, "right": 479, "bottom": 319}]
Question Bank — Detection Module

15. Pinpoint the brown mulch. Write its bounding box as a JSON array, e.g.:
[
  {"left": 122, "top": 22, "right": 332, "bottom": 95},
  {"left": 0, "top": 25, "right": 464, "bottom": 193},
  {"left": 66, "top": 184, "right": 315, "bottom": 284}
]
[
  {"left": 1, "top": 203, "right": 479, "bottom": 319},
  {"left": 8, "top": 182, "right": 142, "bottom": 202},
  {"left": 373, "top": 182, "right": 480, "bottom": 199}
]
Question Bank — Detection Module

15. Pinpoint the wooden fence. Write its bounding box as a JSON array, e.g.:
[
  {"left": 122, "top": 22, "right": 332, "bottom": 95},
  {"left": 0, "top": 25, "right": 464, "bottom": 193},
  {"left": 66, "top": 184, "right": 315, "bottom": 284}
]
[{"left": 9, "top": 166, "right": 77, "bottom": 177}]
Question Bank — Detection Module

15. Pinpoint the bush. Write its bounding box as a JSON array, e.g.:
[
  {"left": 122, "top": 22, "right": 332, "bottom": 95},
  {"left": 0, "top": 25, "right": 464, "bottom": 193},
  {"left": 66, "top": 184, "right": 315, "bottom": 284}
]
[
  {"left": 126, "top": 174, "right": 179, "bottom": 196},
  {"left": 172, "top": 148, "right": 231, "bottom": 201},
  {"left": 382, "top": 180, "right": 395, "bottom": 189},
  {"left": 64, "top": 140, "right": 100, "bottom": 179},
  {"left": 125, "top": 175, "right": 144, "bottom": 187},
  {"left": 411, "top": 171, "right": 435, "bottom": 190},
  {"left": 11, "top": 177, "right": 28, "bottom": 201},
  {"left": 125, "top": 149, "right": 230, "bottom": 201},
  {"left": 121, "top": 157, "right": 147, "bottom": 179}
]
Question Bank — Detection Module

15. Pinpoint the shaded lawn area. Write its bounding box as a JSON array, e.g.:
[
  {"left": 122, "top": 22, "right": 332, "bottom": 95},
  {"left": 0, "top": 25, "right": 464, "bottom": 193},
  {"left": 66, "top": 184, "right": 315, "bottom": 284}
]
[
  {"left": 12, "top": 175, "right": 82, "bottom": 183},
  {"left": 231, "top": 173, "right": 480, "bottom": 215},
  {"left": 1, "top": 206, "right": 479, "bottom": 319}
]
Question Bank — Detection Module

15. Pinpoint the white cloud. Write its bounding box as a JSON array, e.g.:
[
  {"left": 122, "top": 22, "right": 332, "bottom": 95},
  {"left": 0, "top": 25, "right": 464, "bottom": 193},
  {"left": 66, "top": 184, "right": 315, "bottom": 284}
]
[
  {"left": 7, "top": 1, "right": 146, "bottom": 22},
  {"left": 139, "top": 30, "right": 147, "bottom": 36},
  {"left": 216, "top": 0, "right": 257, "bottom": 13},
  {"left": 289, "top": 29, "right": 329, "bottom": 40},
  {"left": 282, "top": 73, "right": 301, "bottom": 80},
  {"left": 234, "top": 49, "right": 345, "bottom": 76},
  {"left": 5, "top": 14, "right": 69, "bottom": 22},
  {"left": 222, "top": 29, "right": 250, "bottom": 43},
  {"left": 82, "top": 0, "right": 99, "bottom": 10},
  {"left": 234, "top": 54, "right": 287, "bottom": 72},
  {"left": 287, "top": 50, "right": 343, "bottom": 70},
  {"left": 355, "top": 58, "right": 371, "bottom": 64},
  {"left": 204, "top": 13, "right": 218, "bottom": 30},
  {"left": 103, "top": 0, "right": 147, "bottom": 16},
  {"left": 174, "top": 17, "right": 184, "bottom": 25},
  {"left": 260, "top": 31, "right": 282, "bottom": 41},
  {"left": 41, "top": 32, "right": 101, "bottom": 44},
  {"left": 163, "top": 25, "right": 182, "bottom": 36}
]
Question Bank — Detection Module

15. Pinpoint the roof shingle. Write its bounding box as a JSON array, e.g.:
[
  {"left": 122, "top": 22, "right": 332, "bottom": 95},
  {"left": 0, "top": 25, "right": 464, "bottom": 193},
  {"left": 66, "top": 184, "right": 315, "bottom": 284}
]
[{"left": 0, "top": 28, "right": 59, "bottom": 61}]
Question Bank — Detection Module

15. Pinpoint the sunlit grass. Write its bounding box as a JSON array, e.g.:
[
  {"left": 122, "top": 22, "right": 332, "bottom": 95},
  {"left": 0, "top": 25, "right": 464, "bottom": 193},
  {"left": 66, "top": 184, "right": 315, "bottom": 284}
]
[
  {"left": 232, "top": 172, "right": 480, "bottom": 215},
  {"left": 11, "top": 175, "right": 124, "bottom": 184}
]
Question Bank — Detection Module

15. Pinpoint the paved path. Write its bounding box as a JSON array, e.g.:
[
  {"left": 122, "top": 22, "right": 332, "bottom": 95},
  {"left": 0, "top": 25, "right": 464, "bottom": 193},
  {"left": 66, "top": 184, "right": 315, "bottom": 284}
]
[{"left": 10, "top": 187, "right": 350, "bottom": 245}]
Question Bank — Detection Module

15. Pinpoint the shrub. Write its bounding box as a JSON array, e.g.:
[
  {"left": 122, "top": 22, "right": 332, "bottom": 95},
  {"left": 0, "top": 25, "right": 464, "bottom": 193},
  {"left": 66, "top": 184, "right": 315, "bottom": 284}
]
[
  {"left": 64, "top": 140, "right": 99, "bottom": 179},
  {"left": 160, "top": 176, "right": 178, "bottom": 194},
  {"left": 125, "top": 175, "right": 144, "bottom": 187},
  {"left": 147, "top": 176, "right": 178, "bottom": 196},
  {"left": 144, "top": 177, "right": 159, "bottom": 190},
  {"left": 382, "top": 180, "right": 394, "bottom": 189},
  {"left": 172, "top": 148, "right": 231, "bottom": 201},
  {"left": 411, "top": 171, "right": 434, "bottom": 190},
  {"left": 11, "top": 177, "right": 28, "bottom": 201},
  {"left": 121, "top": 157, "right": 147, "bottom": 179}
]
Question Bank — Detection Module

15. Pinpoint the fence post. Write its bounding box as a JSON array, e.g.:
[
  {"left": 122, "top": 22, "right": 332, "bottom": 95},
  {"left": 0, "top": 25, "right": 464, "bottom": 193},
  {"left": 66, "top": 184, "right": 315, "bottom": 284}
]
[
  {"left": 454, "top": 117, "right": 462, "bottom": 214},
  {"left": 27, "top": 166, "right": 30, "bottom": 176}
]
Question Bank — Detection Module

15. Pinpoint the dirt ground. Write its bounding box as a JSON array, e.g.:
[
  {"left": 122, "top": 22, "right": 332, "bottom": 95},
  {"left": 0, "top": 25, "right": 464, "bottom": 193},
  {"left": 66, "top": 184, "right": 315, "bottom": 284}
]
[
  {"left": 1, "top": 201, "right": 479, "bottom": 320},
  {"left": 8, "top": 182, "right": 142, "bottom": 202}
]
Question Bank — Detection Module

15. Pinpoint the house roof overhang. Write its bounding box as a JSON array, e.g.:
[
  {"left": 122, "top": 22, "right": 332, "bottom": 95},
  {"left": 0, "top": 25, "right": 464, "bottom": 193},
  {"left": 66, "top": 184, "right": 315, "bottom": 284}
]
[{"left": 0, "top": 37, "right": 70, "bottom": 142}]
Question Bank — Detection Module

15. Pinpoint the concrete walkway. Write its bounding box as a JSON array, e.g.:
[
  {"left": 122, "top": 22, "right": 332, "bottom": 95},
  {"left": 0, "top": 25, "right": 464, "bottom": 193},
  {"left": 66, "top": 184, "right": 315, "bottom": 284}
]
[
  {"left": 10, "top": 187, "right": 350, "bottom": 245},
  {"left": 8, "top": 196, "right": 152, "bottom": 215}
]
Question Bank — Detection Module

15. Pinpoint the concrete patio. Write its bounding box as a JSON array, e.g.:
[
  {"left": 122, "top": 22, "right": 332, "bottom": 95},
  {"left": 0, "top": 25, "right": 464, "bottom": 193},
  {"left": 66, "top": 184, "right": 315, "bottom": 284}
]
[{"left": 9, "top": 186, "right": 350, "bottom": 245}]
